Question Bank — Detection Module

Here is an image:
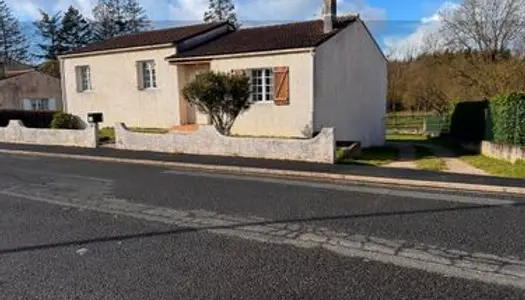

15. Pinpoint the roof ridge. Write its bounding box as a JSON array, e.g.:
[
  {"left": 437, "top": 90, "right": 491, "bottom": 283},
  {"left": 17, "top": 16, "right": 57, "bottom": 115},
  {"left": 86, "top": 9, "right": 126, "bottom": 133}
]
[
  {"left": 236, "top": 19, "right": 320, "bottom": 31},
  {"left": 102, "top": 21, "right": 228, "bottom": 40},
  {"left": 236, "top": 15, "right": 358, "bottom": 32}
]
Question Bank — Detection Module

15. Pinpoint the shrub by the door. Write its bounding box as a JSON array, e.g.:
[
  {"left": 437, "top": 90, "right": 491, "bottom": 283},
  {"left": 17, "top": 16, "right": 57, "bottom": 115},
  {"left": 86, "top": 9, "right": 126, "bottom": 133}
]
[{"left": 182, "top": 71, "right": 251, "bottom": 136}]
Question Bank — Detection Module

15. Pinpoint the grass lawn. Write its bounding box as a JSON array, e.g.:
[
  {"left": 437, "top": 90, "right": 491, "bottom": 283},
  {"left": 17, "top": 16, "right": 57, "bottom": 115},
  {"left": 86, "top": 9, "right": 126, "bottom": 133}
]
[
  {"left": 99, "top": 127, "right": 115, "bottom": 143},
  {"left": 337, "top": 146, "right": 399, "bottom": 166},
  {"left": 130, "top": 127, "right": 170, "bottom": 134},
  {"left": 461, "top": 155, "right": 525, "bottom": 178},
  {"left": 387, "top": 134, "right": 429, "bottom": 142},
  {"left": 414, "top": 145, "right": 447, "bottom": 171},
  {"left": 99, "top": 127, "right": 169, "bottom": 143}
]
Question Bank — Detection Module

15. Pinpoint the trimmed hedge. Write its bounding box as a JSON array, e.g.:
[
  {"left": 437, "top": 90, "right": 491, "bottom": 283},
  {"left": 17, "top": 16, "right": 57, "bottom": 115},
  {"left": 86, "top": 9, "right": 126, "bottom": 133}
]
[
  {"left": 0, "top": 110, "right": 58, "bottom": 128},
  {"left": 449, "top": 100, "right": 488, "bottom": 142},
  {"left": 51, "top": 112, "right": 81, "bottom": 129},
  {"left": 489, "top": 92, "right": 525, "bottom": 146}
]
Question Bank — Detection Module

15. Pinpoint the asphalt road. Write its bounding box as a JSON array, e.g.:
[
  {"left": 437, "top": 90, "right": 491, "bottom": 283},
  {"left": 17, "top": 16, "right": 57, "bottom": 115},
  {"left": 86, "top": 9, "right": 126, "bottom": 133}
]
[{"left": 1, "top": 152, "right": 525, "bottom": 299}]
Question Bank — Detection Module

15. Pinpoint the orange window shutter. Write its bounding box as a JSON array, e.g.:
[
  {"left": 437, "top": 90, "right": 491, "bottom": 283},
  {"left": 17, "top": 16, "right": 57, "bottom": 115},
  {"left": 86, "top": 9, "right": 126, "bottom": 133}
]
[{"left": 273, "top": 66, "right": 290, "bottom": 106}]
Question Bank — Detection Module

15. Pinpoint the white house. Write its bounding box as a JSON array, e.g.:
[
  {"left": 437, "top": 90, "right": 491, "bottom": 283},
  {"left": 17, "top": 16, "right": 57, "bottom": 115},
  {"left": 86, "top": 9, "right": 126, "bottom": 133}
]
[{"left": 59, "top": 0, "right": 387, "bottom": 147}]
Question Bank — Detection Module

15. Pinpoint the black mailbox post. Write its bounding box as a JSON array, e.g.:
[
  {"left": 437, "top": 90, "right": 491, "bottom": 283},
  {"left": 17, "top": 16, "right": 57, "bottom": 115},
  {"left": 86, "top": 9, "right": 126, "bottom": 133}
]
[{"left": 87, "top": 112, "right": 103, "bottom": 124}]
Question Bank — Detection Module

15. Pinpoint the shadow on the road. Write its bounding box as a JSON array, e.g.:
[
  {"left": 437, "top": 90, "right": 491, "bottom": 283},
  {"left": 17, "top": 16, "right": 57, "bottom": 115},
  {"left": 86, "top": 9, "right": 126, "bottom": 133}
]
[{"left": 1, "top": 201, "right": 521, "bottom": 256}]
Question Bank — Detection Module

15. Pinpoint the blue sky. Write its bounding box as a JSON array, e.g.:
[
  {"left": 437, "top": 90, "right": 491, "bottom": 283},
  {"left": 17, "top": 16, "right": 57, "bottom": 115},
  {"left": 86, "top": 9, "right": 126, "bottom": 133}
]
[{"left": 7, "top": 0, "right": 457, "bottom": 58}]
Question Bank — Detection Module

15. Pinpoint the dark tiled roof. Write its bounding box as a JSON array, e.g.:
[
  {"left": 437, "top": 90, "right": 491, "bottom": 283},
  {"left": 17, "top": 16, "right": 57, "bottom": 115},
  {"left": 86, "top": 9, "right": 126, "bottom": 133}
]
[
  {"left": 0, "top": 70, "right": 38, "bottom": 82},
  {"left": 0, "top": 57, "right": 34, "bottom": 71},
  {"left": 66, "top": 22, "right": 227, "bottom": 55},
  {"left": 169, "top": 16, "right": 358, "bottom": 60}
]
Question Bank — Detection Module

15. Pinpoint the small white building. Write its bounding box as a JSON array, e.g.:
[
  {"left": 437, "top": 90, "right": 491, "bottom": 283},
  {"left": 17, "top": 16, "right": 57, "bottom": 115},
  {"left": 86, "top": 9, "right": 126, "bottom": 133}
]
[{"left": 59, "top": 0, "right": 387, "bottom": 147}]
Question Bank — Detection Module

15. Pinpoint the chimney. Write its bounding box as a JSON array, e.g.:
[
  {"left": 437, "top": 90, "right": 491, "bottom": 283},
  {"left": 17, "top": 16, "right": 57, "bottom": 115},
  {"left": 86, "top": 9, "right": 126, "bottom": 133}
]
[{"left": 323, "top": 0, "right": 337, "bottom": 33}]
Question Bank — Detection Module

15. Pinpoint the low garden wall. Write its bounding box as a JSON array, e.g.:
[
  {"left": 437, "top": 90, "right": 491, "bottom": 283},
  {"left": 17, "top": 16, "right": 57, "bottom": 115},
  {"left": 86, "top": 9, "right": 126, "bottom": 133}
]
[
  {"left": 481, "top": 141, "right": 525, "bottom": 163},
  {"left": 0, "top": 120, "right": 97, "bottom": 148},
  {"left": 115, "top": 123, "right": 335, "bottom": 163}
]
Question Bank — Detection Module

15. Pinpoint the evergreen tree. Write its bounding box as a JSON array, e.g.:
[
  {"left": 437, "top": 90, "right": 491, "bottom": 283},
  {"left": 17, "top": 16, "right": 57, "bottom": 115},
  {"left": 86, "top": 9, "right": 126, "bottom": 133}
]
[
  {"left": 93, "top": 0, "right": 121, "bottom": 41},
  {"left": 93, "top": 0, "right": 149, "bottom": 41},
  {"left": 122, "top": 0, "right": 150, "bottom": 34},
  {"left": 61, "top": 6, "right": 92, "bottom": 53},
  {"left": 0, "top": 0, "right": 29, "bottom": 62},
  {"left": 34, "top": 10, "right": 63, "bottom": 60},
  {"left": 203, "top": 0, "right": 238, "bottom": 26}
]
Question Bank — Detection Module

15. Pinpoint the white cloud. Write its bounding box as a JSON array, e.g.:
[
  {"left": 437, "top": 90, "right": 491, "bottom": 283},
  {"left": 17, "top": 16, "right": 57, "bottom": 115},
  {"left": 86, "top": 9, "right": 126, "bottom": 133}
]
[
  {"left": 5, "top": 0, "right": 95, "bottom": 19},
  {"left": 384, "top": 1, "right": 457, "bottom": 60},
  {"left": 5, "top": 0, "right": 41, "bottom": 20},
  {"left": 3, "top": 0, "right": 386, "bottom": 24},
  {"left": 169, "top": 0, "right": 386, "bottom": 23},
  {"left": 169, "top": 0, "right": 208, "bottom": 22}
]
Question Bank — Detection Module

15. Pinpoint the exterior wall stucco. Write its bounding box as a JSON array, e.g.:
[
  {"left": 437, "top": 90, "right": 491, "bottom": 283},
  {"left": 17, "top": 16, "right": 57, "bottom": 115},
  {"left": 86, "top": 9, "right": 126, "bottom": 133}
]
[
  {"left": 62, "top": 47, "right": 180, "bottom": 128},
  {"left": 0, "top": 71, "right": 62, "bottom": 110},
  {"left": 0, "top": 120, "right": 97, "bottom": 148},
  {"left": 481, "top": 141, "right": 525, "bottom": 163},
  {"left": 313, "top": 21, "right": 387, "bottom": 147},
  {"left": 210, "top": 52, "right": 315, "bottom": 138},
  {"left": 115, "top": 123, "right": 335, "bottom": 163}
]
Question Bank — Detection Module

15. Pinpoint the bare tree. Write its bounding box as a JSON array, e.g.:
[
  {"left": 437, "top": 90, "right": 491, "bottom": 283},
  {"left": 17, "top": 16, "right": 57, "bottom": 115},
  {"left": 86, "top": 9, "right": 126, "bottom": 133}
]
[
  {"left": 440, "top": 0, "right": 525, "bottom": 57},
  {"left": 436, "top": 0, "right": 525, "bottom": 98}
]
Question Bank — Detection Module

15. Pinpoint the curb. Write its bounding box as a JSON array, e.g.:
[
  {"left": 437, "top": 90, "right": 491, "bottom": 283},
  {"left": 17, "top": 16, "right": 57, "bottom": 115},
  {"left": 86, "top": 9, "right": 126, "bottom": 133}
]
[{"left": 1, "top": 148, "right": 524, "bottom": 195}]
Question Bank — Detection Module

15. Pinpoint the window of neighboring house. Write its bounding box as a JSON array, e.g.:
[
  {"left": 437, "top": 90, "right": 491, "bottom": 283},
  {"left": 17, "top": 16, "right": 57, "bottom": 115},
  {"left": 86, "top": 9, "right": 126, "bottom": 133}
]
[
  {"left": 76, "top": 65, "right": 92, "bottom": 92},
  {"left": 25, "top": 99, "right": 51, "bottom": 111},
  {"left": 250, "top": 68, "right": 273, "bottom": 102},
  {"left": 138, "top": 60, "right": 157, "bottom": 89}
]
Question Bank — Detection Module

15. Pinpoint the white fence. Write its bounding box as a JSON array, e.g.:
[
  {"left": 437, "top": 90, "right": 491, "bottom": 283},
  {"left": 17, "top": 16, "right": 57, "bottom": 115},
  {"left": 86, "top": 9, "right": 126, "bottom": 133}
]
[
  {"left": 115, "top": 123, "right": 335, "bottom": 163},
  {"left": 481, "top": 141, "right": 525, "bottom": 163},
  {"left": 0, "top": 120, "right": 97, "bottom": 148}
]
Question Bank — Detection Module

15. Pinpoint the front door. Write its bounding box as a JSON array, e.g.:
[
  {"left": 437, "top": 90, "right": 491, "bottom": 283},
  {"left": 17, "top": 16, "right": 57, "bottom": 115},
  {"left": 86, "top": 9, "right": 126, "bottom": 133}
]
[{"left": 181, "top": 64, "right": 209, "bottom": 124}]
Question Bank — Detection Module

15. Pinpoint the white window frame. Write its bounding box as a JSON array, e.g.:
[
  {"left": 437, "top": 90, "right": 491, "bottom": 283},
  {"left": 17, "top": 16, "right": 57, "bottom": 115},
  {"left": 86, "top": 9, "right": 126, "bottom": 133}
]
[
  {"left": 79, "top": 65, "right": 92, "bottom": 92},
  {"left": 249, "top": 68, "right": 273, "bottom": 103},
  {"left": 140, "top": 60, "right": 157, "bottom": 89},
  {"left": 27, "top": 99, "right": 50, "bottom": 111}
]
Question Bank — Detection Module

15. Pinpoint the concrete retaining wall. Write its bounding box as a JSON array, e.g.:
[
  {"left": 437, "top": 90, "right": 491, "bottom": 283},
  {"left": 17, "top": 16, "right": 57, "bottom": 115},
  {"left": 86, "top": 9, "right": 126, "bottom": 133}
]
[
  {"left": 481, "top": 141, "right": 525, "bottom": 163},
  {"left": 115, "top": 123, "right": 335, "bottom": 163},
  {"left": 0, "top": 120, "right": 97, "bottom": 148}
]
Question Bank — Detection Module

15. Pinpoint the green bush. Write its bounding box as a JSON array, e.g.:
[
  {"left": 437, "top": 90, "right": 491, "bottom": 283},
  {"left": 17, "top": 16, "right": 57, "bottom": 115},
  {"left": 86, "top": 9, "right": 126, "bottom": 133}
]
[
  {"left": 449, "top": 100, "right": 488, "bottom": 142},
  {"left": 489, "top": 92, "right": 525, "bottom": 146},
  {"left": 50, "top": 112, "right": 80, "bottom": 129},
  {"left": 0, "top": 110, "right": 57, "bottom": 128},
  {"left": 182, "top": 71, "right": 252, "bottom": 135}
]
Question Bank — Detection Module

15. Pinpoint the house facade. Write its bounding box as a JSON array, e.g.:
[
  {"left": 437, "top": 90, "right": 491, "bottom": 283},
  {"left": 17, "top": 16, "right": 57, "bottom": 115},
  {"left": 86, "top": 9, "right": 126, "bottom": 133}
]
[
  {"left": 59, "top": 0, "right": 387, "bottom": 147},
  {"left": 0, "top": 67, "right": 62, "bottom": 112}
]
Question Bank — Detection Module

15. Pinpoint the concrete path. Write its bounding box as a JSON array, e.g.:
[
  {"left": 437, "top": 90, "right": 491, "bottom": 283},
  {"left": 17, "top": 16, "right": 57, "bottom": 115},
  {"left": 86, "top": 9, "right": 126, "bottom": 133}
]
[
  {"left": 385, "top": 142, "right": 487, "bottom": 176},
  {"left": 425, "top": 144, "right": 487, "bottom": 176},
  {"left": 385, "top": 142, "right": 417, "bottom": 169}
]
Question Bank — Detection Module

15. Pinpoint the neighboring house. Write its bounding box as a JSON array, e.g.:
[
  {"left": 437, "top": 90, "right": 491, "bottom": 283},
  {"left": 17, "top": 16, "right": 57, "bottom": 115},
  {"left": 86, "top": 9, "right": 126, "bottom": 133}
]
[
  {"left": 0, "top": 58, "right": 62, "bottom": 111},
  {"left": 59, "top": 0, "right": 387, "bottom": 146}
]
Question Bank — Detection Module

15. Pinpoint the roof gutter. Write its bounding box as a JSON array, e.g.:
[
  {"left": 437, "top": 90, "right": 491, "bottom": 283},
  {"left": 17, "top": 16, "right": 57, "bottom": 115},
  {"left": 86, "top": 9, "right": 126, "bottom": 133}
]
[
  {"left": 58, "top": 43, "right": 175, "bottom": 59},
  {"left": 166, "top": 47, "right": 315, "bottom": 63}
]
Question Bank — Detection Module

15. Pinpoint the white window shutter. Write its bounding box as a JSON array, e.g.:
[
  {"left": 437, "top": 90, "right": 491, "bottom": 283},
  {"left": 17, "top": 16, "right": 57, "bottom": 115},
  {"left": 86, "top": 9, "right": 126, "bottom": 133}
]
[
  {"left": 75, "top": 67, "right": 82, "bottom": 92},
  {"left": 136, "top": 62, "right": 144, "bottom": 90},
  {"left": 23, "top": 99, "right": 32, "bottom": 110},
  {"left": 48, "top": 98, "right": 57, "bottom": 111}
]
